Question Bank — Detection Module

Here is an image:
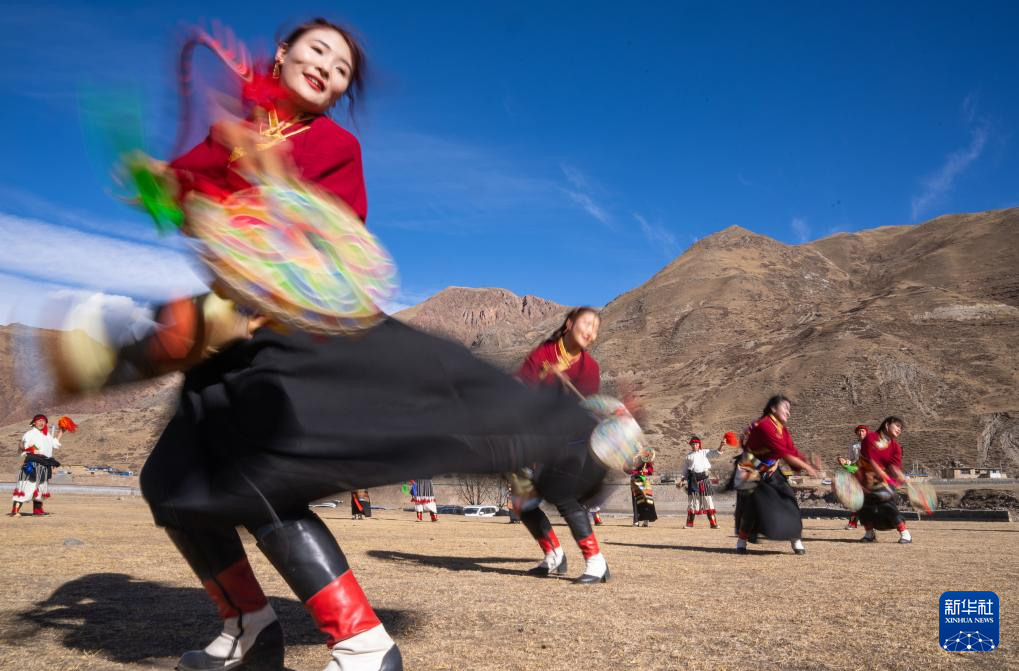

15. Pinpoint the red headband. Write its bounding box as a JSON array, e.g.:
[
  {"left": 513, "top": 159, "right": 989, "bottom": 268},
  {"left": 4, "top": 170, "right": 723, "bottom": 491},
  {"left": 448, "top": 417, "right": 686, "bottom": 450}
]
[
  {"left": 31, "top": 414, "right": 48, "bottom": 424},
  {"left": 855, "top": 425, "right": 869, "bottom": 432}
]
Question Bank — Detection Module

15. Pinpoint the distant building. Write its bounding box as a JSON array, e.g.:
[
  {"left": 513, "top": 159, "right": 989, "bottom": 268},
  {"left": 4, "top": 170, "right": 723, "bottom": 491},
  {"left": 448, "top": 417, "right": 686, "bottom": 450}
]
[{"left": 941, "top": 467, "right": 1009, "bottom": 479}]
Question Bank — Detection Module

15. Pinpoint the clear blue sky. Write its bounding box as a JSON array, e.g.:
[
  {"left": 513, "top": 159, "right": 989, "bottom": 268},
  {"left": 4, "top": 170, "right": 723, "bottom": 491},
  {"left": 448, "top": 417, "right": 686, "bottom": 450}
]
[{"left": 2, "top": 1, "right": 1017, "bottom": 325}]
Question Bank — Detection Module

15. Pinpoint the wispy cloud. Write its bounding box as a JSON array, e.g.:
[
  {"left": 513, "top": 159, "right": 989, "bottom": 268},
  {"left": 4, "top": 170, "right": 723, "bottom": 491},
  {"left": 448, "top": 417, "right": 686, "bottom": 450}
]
[
  {"left": 560, "top": 164, "right": 613, "bottom": 228},
  {"left": 633, "top": 213, "right": 679, "bottom": 259},
  {"left": 910, "top": 94, "right": 992, "bottom": 221},
  {"left": 791, "top": 216, "right": 810, "bottom": 244},
  {"left": 364, "top": 131, "right": 566, "bottom": 233},
  {"left": 563, "top": 188, "right": 612, "bottom": 227},
  {"left": 0, "top": 212, "right": 208, "bottom": 301},
  {"left": 365, "top": 132, "right": 618, "bottom": 233}
]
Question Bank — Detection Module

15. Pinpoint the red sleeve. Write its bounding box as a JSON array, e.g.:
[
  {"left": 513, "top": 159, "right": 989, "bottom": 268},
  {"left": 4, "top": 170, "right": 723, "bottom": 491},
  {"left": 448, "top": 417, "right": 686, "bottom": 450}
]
[
  {"left": 516, "top": 344, "right": 549, "bottom": 386},
  {"left": 301, "top": 128, "right": 368, "bottom": 222},
  {"left": 747, "top": 417, "right": 802, "bottom": 462},
  {"left": 169, "top": 134, "right": 238, "bottom": 202},
  {"left": 781, "top": 429, "right": 803, "bottom": 463},
  {"left": 890, "top": 440, "right": 903, "bottom": 471}
]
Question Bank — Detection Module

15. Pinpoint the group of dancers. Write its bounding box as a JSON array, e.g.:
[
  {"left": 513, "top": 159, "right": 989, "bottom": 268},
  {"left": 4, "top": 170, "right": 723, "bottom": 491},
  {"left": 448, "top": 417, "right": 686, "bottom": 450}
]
[{"left": 23, "top": 16, "right": 921, "bottom": 671}]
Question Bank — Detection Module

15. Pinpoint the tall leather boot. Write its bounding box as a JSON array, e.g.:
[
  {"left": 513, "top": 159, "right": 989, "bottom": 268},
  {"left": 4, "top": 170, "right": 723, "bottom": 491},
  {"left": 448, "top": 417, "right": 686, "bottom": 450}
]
[
  {"left": 560, "top": 507, "right": 608, "bottom": 584},
  {"left": 520, "top": 508, "right": 566, "bottom": 576},
  {"left": 166, "top": 527, "right": 283, "bottom": 671},
  {"left": 255, "top": 513, "right": 402, "bottom": 671}
]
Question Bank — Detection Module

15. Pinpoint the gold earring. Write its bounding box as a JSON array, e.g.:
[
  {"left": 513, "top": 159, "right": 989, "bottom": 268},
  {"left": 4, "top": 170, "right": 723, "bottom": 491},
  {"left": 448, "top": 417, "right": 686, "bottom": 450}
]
[{"left": 272, "top": 61, "right": 281, "bottom": 79}]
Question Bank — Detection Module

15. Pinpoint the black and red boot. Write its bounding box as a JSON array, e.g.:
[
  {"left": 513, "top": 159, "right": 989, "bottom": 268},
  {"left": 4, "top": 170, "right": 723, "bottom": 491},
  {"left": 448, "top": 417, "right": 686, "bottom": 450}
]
[
  {"left": 520, "top": 509, "right": 567, "bottom": 577},
  {"left": 166, "top": 528, "right": 284, "bottom": 671},
  {"left": 256, "top": 513, "right": 402, "bottom": 671}
]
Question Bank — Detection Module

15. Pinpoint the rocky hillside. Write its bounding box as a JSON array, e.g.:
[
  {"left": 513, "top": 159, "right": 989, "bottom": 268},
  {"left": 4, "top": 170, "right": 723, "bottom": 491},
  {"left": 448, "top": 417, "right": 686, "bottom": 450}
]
[{"left": 3, "top": 208, "right": 1018, "bottom": 478}]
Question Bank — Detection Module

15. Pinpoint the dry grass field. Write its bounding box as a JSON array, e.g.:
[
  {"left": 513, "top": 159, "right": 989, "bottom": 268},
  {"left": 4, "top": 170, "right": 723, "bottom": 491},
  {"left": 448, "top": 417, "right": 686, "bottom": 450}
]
[{"left": 0, "top": 495, "right": 1015, "bottom": 671}]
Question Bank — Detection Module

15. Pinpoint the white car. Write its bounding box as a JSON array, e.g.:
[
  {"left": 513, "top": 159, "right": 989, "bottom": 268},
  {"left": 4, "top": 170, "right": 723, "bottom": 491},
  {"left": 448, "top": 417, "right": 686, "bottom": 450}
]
[{"left": 463, "top": 505, "right": 498, "bottom": 517}]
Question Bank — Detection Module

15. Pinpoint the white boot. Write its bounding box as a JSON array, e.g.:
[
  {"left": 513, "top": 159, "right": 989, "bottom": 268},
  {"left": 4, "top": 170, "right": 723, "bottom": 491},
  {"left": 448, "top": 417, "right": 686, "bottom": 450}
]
[
  {"left": 573, "top": 552, "right": 609, "bottom": 584},
  {"left": 898, "top": 529, "right": 912, "bottom": 544},
  {"left": 203, "top": 603, "right": 278, "bottom": 660},
  {"left": 324, "top": 623, "right": 401, "bottom": 671},
  {"left": 527, "top": 546, "right": 565, "bottom": 576},
  {"left": 790, "top": 539, "right": 806, "bottom": 555}
]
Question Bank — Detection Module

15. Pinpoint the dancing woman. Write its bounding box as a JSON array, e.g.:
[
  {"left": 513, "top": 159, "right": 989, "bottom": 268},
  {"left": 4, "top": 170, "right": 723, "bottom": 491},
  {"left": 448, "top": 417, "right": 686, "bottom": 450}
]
[
  {"left": 856, "top": 416, "right": 912, "bottom": 544},
  {"left": 678, "top": 436, "right": 720, "bottom": 528},
  {"left": 628, "top": 454, "right": 657, "bottom": 527},
  {"left": 54, "top": 18, "right": 605, "bottom": 671},
  {"left": 351, "top": 489, "right": 370, "bottom": 520},
  {"left": 409, "top": 479, "right": 438, "bottom": 522},
  {"left": 10, "top": 414, "right": 68, "bottom": 517},
  {"left": 515, "top": 307, "right": 612, "bottom": 584},
  {"left": 735, "top": 395, "right": 819, "bottom": 555}
]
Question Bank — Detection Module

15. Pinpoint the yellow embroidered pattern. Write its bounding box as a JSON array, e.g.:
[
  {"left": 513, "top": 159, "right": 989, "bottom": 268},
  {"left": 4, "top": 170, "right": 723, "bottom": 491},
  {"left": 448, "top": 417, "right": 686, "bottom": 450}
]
[{"left": 228, "top": 108, "right": 313, "bottom": 163}]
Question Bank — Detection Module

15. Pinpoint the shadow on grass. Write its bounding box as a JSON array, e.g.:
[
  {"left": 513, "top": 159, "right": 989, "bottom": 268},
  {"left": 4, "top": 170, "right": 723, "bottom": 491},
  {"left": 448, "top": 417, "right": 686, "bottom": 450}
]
[
  {"left": 605, "top": 541, "right": 787, "bottom": 556},
  {"left": 802, "top": 537, "right": 874, "bottom": 544},
  {"left": 368, "top": 550, "right": 534, "bottom": 576},
  {"left": 5, "top": 572, "right": 415, "bottom": 666},
  {"left": 934, "top": 528, "right": 1019, "bottom": 533}
]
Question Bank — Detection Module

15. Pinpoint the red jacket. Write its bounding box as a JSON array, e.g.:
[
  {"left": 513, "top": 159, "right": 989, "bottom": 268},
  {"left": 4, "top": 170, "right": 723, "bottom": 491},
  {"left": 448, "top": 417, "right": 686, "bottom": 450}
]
[
  {"left": 744, "top": 415, "right": 803, "bottom": 465},
  {"left": 516, "top": 340, "right": 600, "bottom": 397},
  {"left": 859, "top": 431, "right": 903, "bottom": 484},
  {"left": 170, "top": 115, "right": 368, "bottom": 221}
]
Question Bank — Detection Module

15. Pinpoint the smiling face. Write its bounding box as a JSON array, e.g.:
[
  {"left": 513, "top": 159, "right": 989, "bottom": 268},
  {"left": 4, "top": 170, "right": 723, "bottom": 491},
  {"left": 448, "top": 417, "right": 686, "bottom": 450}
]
[
  {"left": 565, "top": 311, "right": 600, "bottom": 351},
  {"left": 888, "top": 422, "right": 902, "bottom": 439},
  {"left": 275, "top": 27, "right": 354, "bottom": 114},
  {"left": 33, "top": 418, "right": 46, "bottom": 430},
  {"left": 773, "top": 400, "right": 791, "bottom": 424},
  {"left": 856, "top": 427, "right": 868, "bottom": 441}
]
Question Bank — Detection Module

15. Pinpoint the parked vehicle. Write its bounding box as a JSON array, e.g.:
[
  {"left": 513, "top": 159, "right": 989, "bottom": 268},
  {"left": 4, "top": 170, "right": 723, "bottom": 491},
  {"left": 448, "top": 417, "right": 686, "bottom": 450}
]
[
  {"left": 463, "top": 505, "right": 498, "bottom": 517},
  {"left": 436, "top": 505, "right": 464, "bottom": 515}
]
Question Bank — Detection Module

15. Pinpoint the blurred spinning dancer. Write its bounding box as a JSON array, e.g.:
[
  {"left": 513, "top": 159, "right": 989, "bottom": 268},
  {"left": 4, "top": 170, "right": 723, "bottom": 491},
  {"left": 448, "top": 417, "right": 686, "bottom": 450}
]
[
  {"left": 856, "top": 417, "right": 913, "bottom": 545},
  {"left": 734, "top": 395, "right": 819, "bottom": 555},
  {"left": 515, "top": 308, "right": 611, "bottom": 584},
  {"left": 52, "top": 18, "right": 606, "bottom": 671},
  {"left": 839, "top": 424, "right": 868, "bottom": 529}
]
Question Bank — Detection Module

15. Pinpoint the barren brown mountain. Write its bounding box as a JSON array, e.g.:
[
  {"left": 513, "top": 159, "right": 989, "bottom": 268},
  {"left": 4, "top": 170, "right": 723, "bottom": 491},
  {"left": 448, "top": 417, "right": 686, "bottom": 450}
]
[{"left": 3, "top": 209, "right": 1018, "bottom": 479}]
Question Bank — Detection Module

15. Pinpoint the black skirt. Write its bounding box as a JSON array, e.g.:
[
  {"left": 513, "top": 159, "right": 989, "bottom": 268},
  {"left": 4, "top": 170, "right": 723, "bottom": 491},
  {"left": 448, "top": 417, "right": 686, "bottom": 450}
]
[
  {"left": 736, "top": 470, "right": 801, "bottom": 541},
  {"left": 857, "top": 489, "right": 903, "bottom": 531},
  {"left": 687, "top": 471, "right": 713, "bottom": 496},
  {"left": 141, "top": 318, "right": 597, "bottom": 529}
]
